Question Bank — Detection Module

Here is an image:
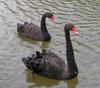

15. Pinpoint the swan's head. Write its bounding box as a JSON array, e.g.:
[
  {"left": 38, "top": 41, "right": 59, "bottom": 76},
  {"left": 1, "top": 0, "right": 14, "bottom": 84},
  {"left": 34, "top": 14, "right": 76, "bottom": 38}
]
[
  {"left": 65, "top": 23, "right": 79, "bottom": 35},
  {"left": 45, "top": 12, "right": 56, "bottom": 22}
]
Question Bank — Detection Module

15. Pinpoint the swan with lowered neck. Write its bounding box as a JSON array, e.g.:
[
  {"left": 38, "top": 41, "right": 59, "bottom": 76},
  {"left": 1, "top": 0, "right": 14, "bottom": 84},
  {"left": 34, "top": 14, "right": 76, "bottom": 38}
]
[
  {"left": 22, "top": 23, "right": 78, "bottom": 80},
  {"left": 17, "top": 12, "right": 55, "bottom": 41}
]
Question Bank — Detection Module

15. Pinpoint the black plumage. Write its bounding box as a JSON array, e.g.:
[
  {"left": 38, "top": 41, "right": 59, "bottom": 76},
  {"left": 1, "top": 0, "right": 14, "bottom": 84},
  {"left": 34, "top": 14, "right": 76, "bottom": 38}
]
[
  {"left": 22, "top": 23, "right": 78, "bottom": 80},
  {"left": 17, "top": 12, "right": 55, "bottom": 41}
]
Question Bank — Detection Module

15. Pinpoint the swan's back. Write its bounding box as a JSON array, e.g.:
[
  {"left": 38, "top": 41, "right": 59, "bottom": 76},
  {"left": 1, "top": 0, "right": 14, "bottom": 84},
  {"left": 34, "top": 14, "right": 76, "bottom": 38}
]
[
  {"left": 17, "top": 22, "right": 43, "bottom": 40},
  {"left": 22, "top": 50, "right": 69, "bottom": 80}
]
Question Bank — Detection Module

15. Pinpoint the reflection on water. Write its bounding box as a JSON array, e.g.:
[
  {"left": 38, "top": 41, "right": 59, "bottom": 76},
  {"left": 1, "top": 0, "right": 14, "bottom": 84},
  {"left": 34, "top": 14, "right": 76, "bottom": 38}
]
[
  {"left": 25, "top": 69, "right": 78, "bottom": 88},
  {"left": 67, "top": 77, "right": 78, "bottom": 88},
  {"left": 17, "top": 33, "right": 51, "bottom": 50},
  {"left": 0, "top": 0, "right": 100, "bottom": 88},
  {"left": 41, "top": 41, "right": 51, "bottom": 50}
]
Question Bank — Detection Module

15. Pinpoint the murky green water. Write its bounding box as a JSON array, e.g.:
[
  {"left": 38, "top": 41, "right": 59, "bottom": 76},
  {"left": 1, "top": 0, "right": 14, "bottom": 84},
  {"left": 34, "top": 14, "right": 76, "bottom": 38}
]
[{"left": 0, "top": 0, "right": 100, "bottom": 88}]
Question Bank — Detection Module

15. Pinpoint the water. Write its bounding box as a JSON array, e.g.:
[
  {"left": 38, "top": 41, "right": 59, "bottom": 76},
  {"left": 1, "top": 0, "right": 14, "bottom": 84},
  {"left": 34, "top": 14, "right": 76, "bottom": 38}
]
[{"left": 0, "top": 0, "right": 100, "bottom": 88}]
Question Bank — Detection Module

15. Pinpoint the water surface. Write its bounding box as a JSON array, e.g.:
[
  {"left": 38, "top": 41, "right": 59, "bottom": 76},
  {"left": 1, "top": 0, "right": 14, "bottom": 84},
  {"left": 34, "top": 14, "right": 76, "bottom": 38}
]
[{"left": 0, "top": 0, "right": 100, "bottom": 88}]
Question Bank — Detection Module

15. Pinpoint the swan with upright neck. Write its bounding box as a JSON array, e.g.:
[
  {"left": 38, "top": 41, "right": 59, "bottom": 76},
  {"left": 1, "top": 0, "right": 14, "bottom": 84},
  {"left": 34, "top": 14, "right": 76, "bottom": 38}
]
[
  {"left": 17, "top": 12, "right": 55, "bottom": 41},
  {"left": 22, "top": 23, "right": 78, "bottom": 80}
]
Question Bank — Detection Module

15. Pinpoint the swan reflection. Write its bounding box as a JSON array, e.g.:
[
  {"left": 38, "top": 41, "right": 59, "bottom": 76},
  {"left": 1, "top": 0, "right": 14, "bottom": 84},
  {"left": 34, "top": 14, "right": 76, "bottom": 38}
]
[{"left": 24, "top": 69, "right": 78, "bottom": 88}]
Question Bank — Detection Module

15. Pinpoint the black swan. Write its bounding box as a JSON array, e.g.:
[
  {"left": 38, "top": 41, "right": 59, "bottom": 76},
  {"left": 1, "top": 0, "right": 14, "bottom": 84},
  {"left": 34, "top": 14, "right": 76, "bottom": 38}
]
[
  {"left": 22, "top": 23, "right": 79, "bottom": 80},
  {"left": 17, "top": 12, "right": 55, "bottom": 41}
]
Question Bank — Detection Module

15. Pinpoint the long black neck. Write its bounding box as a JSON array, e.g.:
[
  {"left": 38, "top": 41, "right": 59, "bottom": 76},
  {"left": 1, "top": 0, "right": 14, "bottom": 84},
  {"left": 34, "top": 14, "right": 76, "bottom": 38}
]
[
  {"left": 41, "top": 14, "right": 51, "bottom": 41},
  {"left": 64, "top": 26, "right": 78, "bottom": 76}
]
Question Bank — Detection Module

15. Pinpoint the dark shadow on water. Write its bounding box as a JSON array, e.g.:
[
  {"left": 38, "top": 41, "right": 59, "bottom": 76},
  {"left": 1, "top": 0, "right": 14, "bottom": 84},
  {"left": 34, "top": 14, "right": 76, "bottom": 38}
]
[{"left": 24, "top": 69, "right": 79, "bottom": 88}]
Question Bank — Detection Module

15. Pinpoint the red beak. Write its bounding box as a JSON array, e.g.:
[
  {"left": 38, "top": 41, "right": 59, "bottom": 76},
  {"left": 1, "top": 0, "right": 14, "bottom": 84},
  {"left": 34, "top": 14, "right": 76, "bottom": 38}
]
[
  {"left": 51, "top": 16, "right": 56, "bottom": 23},
  {"left": 71, "top": 27, "right": 79, "bottom": 35}
]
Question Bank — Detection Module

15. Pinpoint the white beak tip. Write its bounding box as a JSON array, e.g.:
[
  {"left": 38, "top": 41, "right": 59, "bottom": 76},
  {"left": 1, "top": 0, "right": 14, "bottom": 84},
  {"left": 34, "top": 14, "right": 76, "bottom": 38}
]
[{"left": 75, "top": 31, "right": 79, "bottom": 35}]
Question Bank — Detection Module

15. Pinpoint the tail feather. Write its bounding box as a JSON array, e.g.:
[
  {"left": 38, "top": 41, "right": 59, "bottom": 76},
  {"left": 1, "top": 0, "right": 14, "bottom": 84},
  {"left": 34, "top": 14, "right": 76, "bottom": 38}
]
[
  {"left": 22, "top": 51, "right": 42, "bottom": 69},
  {"left": 36, "top": 51, "right": 42, "bottom": 58},
  {"left": 17, "top": 23, "right": 24, "bottom": 33}
]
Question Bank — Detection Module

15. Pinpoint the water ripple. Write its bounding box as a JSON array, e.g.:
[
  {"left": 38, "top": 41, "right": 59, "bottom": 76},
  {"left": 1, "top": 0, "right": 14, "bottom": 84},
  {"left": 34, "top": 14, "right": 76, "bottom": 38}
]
[{"left": 0, "top": 0, "right": 100, "bottom": 88}]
